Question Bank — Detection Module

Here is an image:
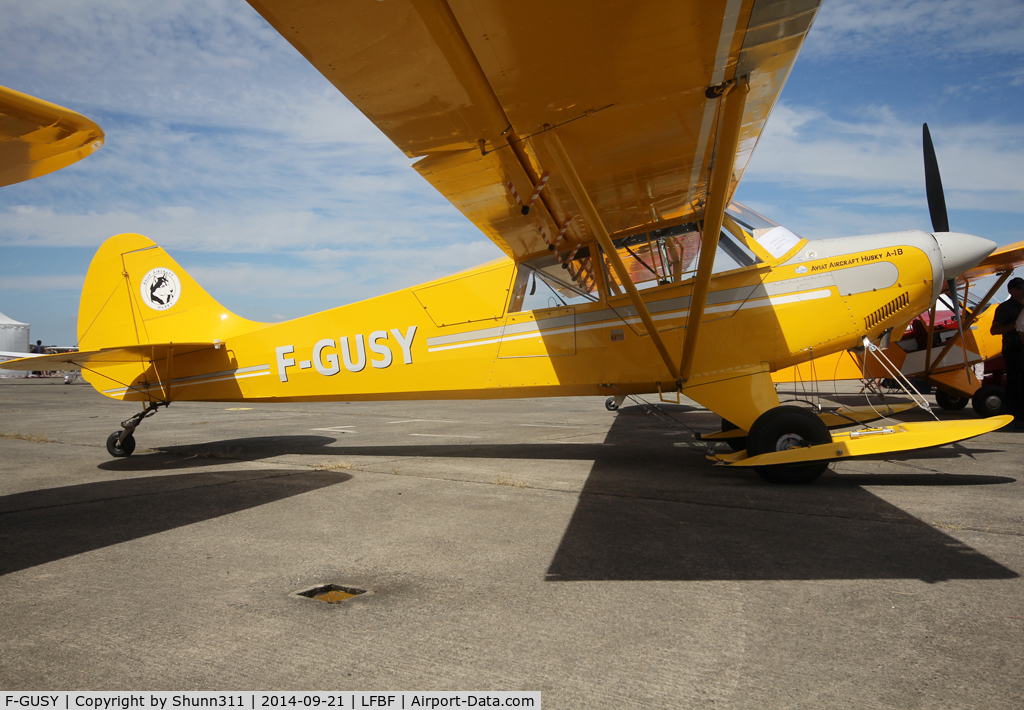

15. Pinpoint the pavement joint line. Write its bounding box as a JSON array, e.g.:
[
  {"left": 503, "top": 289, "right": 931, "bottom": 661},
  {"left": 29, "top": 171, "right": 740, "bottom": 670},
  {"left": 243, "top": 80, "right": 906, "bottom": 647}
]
[
  {"left": 927, "top": 524, "right": 1023, "bottom": 537},
  {"left": 408, "top": 433, "right": 480, "bottom": 438}
]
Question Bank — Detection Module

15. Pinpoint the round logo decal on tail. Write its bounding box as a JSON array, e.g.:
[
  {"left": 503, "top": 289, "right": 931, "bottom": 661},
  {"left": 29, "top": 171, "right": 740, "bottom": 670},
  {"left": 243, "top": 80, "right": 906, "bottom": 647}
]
[{"left": 140, "top": 268, "right": 182, "bottom": 311}]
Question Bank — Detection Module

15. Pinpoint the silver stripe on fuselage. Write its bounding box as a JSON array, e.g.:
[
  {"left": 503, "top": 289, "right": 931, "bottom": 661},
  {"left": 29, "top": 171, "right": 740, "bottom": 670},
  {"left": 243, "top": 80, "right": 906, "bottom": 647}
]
[
  {"left": 102, "top": 364, "right": 271, "bottom": 396},
  {"left": 426, "top": 288, "right": 832, "bottom": 353}
]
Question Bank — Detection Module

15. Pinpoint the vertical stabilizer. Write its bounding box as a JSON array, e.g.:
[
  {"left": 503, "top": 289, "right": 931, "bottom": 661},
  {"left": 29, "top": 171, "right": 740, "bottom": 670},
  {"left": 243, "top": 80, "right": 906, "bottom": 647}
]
[{"left": 77, "top": 233, "right": 261, "bottom": 351}]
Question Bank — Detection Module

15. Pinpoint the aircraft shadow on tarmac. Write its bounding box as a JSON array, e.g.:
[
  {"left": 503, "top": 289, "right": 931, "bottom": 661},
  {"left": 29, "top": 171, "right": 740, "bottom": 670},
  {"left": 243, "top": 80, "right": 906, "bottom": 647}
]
[
  {"left": 544, "top": 407, "right": 1020, "bottom": 583},
  {"left": 0, "top": 468, "right": 350, "bottom": 577},
  {"left": 63, "top": 404, "right": 1019, "bottom": 584},
  {"left": 294, "top": 402, "right": 1017, "bottom": 584},
  {"left": 99, "top": 435, "right": 342, "bottom": 471}
]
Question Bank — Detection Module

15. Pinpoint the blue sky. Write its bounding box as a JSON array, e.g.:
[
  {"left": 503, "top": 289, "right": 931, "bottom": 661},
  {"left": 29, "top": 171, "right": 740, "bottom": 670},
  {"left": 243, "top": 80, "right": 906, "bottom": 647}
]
[{"left": 2, "top": 0, "right": 1022, "bottom": 345}]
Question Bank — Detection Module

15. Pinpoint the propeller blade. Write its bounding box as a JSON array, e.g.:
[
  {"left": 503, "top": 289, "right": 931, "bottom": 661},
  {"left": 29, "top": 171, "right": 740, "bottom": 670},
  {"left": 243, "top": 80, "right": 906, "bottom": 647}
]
[{"left": 923, "top": 123, "right": 950, "bottom": 233}]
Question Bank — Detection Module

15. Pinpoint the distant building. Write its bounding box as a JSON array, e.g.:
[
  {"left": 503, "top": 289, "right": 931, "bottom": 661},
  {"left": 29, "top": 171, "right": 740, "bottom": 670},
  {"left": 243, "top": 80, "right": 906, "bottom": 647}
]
[{"left": 0, "top": 310, "right": 30, "bottom": 377}]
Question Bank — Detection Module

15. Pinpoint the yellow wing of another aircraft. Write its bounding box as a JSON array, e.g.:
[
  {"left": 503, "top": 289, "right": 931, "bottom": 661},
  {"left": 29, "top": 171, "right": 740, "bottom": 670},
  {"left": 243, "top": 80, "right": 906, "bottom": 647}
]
[
  {"left": 0, "top": 85, "right": 105, "bottom": 188},
  {"left": 247, "top": 0, "right": 818, "bottom": 259}
]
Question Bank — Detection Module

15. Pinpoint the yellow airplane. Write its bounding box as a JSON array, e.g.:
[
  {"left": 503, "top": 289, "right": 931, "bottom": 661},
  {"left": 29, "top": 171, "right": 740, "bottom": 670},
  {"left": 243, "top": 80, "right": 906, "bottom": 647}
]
[
  {"left": 7, "top": 0, "right": 1012, "bottom": 483},
  {"left": 0, "top": 85, "right": 104, "bottom": 365}
]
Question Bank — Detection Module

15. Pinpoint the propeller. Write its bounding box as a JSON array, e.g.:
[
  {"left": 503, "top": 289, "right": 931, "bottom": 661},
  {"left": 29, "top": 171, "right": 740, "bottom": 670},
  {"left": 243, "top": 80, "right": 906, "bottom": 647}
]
[
  {"left": 923, "top": 124, "right": 949, "bottom": 233},
  {"left": 923, "top": 123, "right": 972, "bottom": 381}
]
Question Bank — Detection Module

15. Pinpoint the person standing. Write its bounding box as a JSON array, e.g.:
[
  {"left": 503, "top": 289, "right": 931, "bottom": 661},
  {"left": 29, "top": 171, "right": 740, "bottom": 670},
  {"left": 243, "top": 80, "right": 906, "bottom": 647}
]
[
  {"left": 30, "top": 339, "right": 44, "bottom": 377},
  {"left": 991, "top": 277, "right": 1024, "bottom": 429}
]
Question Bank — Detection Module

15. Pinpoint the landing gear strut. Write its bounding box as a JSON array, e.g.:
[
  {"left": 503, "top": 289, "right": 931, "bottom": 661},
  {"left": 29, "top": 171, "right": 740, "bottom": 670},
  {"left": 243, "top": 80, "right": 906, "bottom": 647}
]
[
  {"left": 106, "top": 401, "right": 168, "bottom": 458},
  {"left": 605, "top": 395, "right": 626, "bottom": 411}
]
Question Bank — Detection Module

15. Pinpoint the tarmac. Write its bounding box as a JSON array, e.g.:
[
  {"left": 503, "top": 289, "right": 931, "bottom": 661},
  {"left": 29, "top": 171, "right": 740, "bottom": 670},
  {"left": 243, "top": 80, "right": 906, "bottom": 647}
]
[{"left": 1, "top": 378, "right": 1021, "bottom": 707}]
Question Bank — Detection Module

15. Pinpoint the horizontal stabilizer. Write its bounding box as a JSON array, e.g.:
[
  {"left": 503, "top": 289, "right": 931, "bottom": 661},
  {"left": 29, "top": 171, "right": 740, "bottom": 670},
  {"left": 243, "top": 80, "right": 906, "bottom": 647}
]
[
  {"left": 0, "top": 343, "right": 219, "bottom": 371},
  {"left": 710, "top": 416, "right": 1012, "bottom": 467}
]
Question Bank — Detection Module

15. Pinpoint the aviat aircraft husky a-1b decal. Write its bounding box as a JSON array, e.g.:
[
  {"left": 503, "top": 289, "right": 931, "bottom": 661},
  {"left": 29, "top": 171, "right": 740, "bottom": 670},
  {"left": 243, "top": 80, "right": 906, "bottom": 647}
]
[
  {"left": 8, "top": 0, "right": 1014, "bottom": 482},
  {"left": 773, "top": 239, "right": 1024, "bottom": 418}
]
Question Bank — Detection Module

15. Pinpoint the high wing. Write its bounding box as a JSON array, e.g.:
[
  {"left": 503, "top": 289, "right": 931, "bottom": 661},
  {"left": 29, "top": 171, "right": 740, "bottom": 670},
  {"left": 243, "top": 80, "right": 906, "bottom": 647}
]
[
  {"left": 0, "top": 84, "right": 105, "bottom": 188},
  {"left": 247, "top": 0, "right": 820, "bottom": 260}
]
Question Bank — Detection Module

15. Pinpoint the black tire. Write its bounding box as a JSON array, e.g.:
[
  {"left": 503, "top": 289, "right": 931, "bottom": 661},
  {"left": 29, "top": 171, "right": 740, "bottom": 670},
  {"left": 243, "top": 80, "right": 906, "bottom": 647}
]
[
  {"left": 605, "top": 397, "right": 619, "bottom": 411},
  {"left": 971, "top": 385, "right": 1007, "bottom": 418},
  {"left": 720, "top": 418, "right": 747, "bottom": 453},
  {"left": 935, "top": 389, "right": 969, "bottom": 410},
  {"left": 747, "top": 406, "right": 831, "bottom": 484},
  {"left": 106, "top": 431, "right": 136, "bottom": 457}
]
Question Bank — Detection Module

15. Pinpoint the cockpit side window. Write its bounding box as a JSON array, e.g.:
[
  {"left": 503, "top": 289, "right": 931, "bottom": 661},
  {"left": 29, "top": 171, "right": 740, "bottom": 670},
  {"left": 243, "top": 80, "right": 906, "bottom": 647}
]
[{"left": 509, "top": 249, "right": 601, "bottom": 312}]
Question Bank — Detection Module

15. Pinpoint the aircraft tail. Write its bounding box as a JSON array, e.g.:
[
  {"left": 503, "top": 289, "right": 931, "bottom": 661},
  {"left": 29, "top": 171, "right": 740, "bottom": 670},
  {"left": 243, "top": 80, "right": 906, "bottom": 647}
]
[{"left": 78, "top": 233, "right": 257, "bottom": 351}]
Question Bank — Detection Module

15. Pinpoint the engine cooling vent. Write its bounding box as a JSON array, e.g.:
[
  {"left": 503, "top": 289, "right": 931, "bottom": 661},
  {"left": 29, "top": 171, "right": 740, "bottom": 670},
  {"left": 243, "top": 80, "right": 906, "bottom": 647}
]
[{"left": 864, "top": 292, "right": 910, "bottom": 331}]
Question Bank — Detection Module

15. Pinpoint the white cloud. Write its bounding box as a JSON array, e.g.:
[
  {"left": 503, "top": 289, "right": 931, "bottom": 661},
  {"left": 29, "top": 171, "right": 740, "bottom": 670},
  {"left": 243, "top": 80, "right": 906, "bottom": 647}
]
[
  {"left": 805, "top": 0, "right": 1024, "bottom": 59},
  {"left": 743, "top": 103, "right": 1024, "bottom": 213}
]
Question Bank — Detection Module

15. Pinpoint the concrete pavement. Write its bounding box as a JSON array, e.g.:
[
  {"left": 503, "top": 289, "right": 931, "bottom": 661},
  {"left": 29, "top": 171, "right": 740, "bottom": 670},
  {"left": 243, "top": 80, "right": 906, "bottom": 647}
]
[{"left": 1, "top": 379, "right": 1021, "bottom": 707}]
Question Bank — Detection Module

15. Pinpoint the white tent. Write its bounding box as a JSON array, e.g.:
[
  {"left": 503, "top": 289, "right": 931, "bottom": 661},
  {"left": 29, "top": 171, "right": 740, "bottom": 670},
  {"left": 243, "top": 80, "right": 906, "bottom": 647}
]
[{"left": 0, "top": 309, "right": 31, "bottom": 377}]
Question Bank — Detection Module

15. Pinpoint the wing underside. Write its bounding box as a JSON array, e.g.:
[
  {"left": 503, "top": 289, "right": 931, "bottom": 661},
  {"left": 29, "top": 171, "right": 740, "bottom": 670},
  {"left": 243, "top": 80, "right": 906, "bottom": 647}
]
[
  {"left": 247, "top": 0, "right": 821, "bottom": 260},
  {"left": 0, "top": 85, "right": 105, "bottom": 188}
]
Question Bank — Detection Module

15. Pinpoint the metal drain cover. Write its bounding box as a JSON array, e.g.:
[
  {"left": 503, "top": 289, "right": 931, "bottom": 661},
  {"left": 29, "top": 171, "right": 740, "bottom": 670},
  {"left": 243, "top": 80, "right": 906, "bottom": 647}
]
[{"left": 296, "top": 584, "right": 367, "bottom": 603}]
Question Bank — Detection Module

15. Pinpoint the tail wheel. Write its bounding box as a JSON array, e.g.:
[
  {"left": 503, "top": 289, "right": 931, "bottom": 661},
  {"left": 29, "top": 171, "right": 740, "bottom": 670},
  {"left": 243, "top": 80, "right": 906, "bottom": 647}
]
[
  {"left": 720, "top": 418, "right": 747, "bottom": 453},
  {"left": 747, "top": 406, "right": 831, "bottom": 484},
  {"left": 935, "top": 389, "right": 968, "bottom": 410},
  {"left": 106, "top": 431, "right": 136, "bottom": 457},
  {"left": 971, "top": 385, "right": 1007, "bottom": 418},
  {"left": 605, "top": 397, "right": 619, "bottom": 411}
]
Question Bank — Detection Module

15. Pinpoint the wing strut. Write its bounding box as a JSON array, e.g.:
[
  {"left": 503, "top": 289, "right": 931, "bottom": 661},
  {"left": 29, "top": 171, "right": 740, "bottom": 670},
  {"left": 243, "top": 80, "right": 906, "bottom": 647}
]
[
  {"left": 544, "top": 129, "right": 681, "bottom": 381},
  {"left": 929, "top": 271, "right": 1012, "bottom": 373},
  {"left": 679, "top": 76, "right": 749, "bottom": 381}
]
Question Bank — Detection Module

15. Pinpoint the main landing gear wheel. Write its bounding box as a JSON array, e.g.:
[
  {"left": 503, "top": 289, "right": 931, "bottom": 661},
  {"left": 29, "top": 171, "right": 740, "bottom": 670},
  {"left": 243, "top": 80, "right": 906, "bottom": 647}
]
[
  {"left": 935, "top": 389, "right": 968, "bottom": 411},
  {"left": 720, "top": 418, "right": 747, "bottom": 453},
  {"left": 972, "top": 384, "right": 1007, "bottom": 418},
  {"left": 746, "top": 406, "right": 831, "bottom": 484},
  {"left": 106, "top": 431, "right": 136, "bottom": 457}
]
